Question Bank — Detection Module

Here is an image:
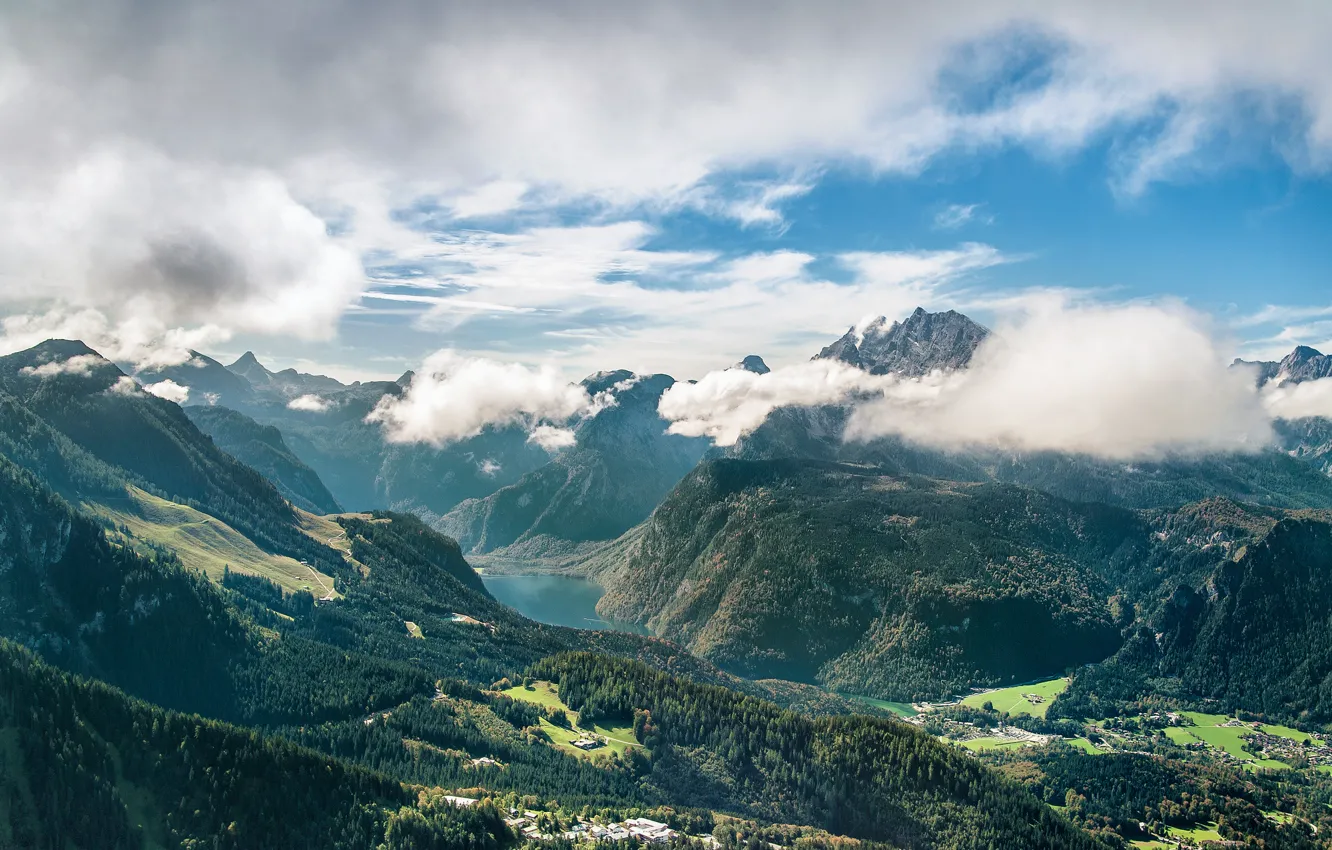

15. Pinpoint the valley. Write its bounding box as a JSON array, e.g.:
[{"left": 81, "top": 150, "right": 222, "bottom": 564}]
[{"left": 5, "top": 316, "right": 1332, "bottom": 849}]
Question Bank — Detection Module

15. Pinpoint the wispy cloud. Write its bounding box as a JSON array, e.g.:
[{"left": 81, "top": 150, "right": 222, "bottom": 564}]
[{"left": 933, "top": 203, "right": 993, "bottom": 229}]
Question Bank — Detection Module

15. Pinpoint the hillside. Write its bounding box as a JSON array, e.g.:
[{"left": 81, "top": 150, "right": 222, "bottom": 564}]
[
  {"left": 535, "top": 652, "right": 1103, "bottom": 850},
  {"left": 438, "top": 372, "right": 706, "bottom": 556},
  {"left": 586, "top": 458, "right": 1147, "bottom": 698},
  {"left": 0, "top": 640, "right": 511, "bottom": 850},
  {"left": 185, "top": 404, "right": 342, "bottom": 513},
  {"left": 0, "top": 341, "right": 344, "bottom": 575},
  {"left": 1111, "top": 512, "right": 1332, "bottom": 722}
]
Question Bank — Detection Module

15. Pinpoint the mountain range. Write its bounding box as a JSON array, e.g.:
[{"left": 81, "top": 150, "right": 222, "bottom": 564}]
[{"left": 8, "top": 308, "right": 1332, "bottom": 846}]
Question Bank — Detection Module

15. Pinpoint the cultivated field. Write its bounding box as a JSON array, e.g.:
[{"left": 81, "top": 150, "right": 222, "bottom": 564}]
[
  {"left": 502, "top": 681, "right": 639, "bottom": 760},
  {"left": 959, "top": 677, "right": 1069, "bottom": 718}
]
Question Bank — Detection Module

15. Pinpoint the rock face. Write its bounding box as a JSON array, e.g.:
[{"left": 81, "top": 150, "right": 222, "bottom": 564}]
[
  {"left": 735, "top": 355, "right": 770, "bottom": 374},
  {"left": 815, "top": 307, "right": 989, "bottom": 376},
  {"left": 1237, "top": 345, "right": 1332, "bottom": 387}
]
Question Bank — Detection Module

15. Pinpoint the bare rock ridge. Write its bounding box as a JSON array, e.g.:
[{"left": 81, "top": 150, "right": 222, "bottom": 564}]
[{"left": 815, "top": 306, "right": 989, "bottom": 376}]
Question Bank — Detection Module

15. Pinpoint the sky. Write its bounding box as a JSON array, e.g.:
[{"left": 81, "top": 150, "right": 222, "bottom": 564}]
[{"left": 1, "top": 0, "right": 1331, "bottom": 386}]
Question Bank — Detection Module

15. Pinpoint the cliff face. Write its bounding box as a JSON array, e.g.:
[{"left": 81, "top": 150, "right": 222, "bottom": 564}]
[{"left": 815, "top": 307, "right": 989, "bottom": 376}]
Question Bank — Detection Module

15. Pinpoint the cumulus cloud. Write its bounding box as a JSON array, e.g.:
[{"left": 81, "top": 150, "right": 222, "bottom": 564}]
[
  {"left": 659, "top": 360, "right": 895, "bottom": 446},
  {"left": 527, "top": 425, "right": 578, "bottom": 452},
  {"left": 366, "top": 350, "right": 591, "bottom": 446},
  {"left": 287, "top": 394, "right": 331, "bottom": 412},
  {"left": 845, "top": 303, "right": 1273, "bottom": 457},
  {"left": 1, "top": 1, "right": 1330, "bottom": 376},
  {"left": 19, "top": 353, "right": 104, "bottom": 377},
  {"left": 142, "top": 379, "right": 190, "bottom": 404},
  {"left": 660, "top": 301, "right": 1283, "bottom": 458},
  {"left": 106, "top": 375, "right": 144, "bottom": 396}
]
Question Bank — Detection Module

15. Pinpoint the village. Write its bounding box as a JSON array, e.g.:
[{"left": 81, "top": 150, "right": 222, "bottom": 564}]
[{"left": 440, "top": 797, "right": 715, "bottom": 846}]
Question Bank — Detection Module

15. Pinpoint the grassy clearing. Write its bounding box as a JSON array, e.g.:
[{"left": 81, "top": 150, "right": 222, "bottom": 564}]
[
  {"left": 502, "top": 681, "right": 567, "bottom": 712},
  {"left": 1166, "top": 822, "right": 1222, "bottom": 842},
  {"left": 960, "top": 677, "right": 1069, "bottom": 718},
  {"left": 1064, "top": 737, "right": 1102, "bottom": 754},
  {"left": 405, "top": 621, "right": 424, "bottom": 639},
  {"left": 1254, "top": 722, "right": 1324, "bottom": 746},
  {"left": 961, "top": 737, "right": 1030, "bottom": 752},
  {"left": 502, "top": 681, "right": 639, "bottom": 760},
  {"left": 89, "top": 487, "right": 339, "bottom": 597},
  {"left": 1166, "top": 715, "right": 1289, "bottom": 770},
  {"left": 1128, "top": 840, "right": 1173, "bottom": 850},
  {"left": 849, "top": 695, "right": 918, "bottom": 717}
]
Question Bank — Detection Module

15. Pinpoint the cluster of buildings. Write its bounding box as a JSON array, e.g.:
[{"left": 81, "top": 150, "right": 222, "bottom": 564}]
[{"left": 504, "top": 812, "right": 687, "bottom": 844}]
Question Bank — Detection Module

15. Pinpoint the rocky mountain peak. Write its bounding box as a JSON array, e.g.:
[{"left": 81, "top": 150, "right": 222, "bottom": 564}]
[
  {"left": 735, "top": 355, "right": 770, "bottom": 374},
  {"left": 815, "top": 307, "right": 989, "bottom": 376},
  {"left": 228, "top": 351, "right": 271, "bottom": 380}
]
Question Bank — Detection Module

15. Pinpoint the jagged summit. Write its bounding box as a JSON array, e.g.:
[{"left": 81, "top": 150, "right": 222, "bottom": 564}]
[
  {"left": 815, "top": 307, "right": 989, "bottom": 376},
  {"left": 395, "top": 370, "right": 415, "bottom": 387},
  {"left": 1236, "top": 344, "right": 1332, "bottom": 387},
  {"left": 735, "top": 355, "right": 770, "bottom": 374},
  {"left": 228, "top": 350, "right": 271, "bottom": 379}
]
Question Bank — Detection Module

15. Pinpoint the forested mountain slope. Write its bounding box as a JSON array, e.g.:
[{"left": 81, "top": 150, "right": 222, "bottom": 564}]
[
  {"left": 0, "top": 641, "right": 511, "bottom": 850},
  {"left": 0, "top": 341, "right": 343, "bottom": 574},
  {"left": 586, "top": 458, "right": 1148, "bottom": 698},
  {"left": 536, "top": 652, "right": 1104, "bottom": 850},
  {"left": 185, "top": 403, "right": 342, "bottom": 513}
]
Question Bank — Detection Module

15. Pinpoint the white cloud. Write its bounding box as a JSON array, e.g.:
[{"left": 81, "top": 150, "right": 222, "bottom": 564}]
[
  {"left": 19, "top": 353, "right": 104, "bottom": 377},
  {"left": 477, "top": 458, "right": 502, "bottom": 477},
  {"left": 408, "top": 224, "right": 1009, "bottom": 376},
  {"left": 448, "top": 181, "right": 531, "bottom": 219},
  {"left": 527, "top": 425, "right": 578, "bottom": 452},
  {"left": 3, "top": 1, "right": 1332, "bottom": 374},
  {"left": 142, "top": 379, "right": 190, "bottom": 404},
  {"left": 660, "top": 300, "right": 1284, "bottom": 459},
  {"left": 844, "top": 303, "right": 1273, "bottom": 458},
  {"left": 287, "top": 394, "right": 331, "bottom": 412},
  {"left": 659, "top": 360, "right": 896, "bottom": 445},
  {"left": 1262, "top": 378, "right": 1332, "bottom": 421},
  {"left": 106, "top": 375, "right": 144, "bottom": 396},
  {"left": 933, "top": 203, "right": 991, "bottom": 229},
  {"left": 366, "top": 350, "right": 591, "bottom": 446}
]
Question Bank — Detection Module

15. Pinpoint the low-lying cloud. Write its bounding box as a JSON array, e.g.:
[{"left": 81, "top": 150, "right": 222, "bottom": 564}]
[
  {"left": 367, "top": 350, "right": 591, "bottom": 446},
  {"left": 659, "top": 360, "right": 896, "bottom": 446},
  {"left": 660, "top": 302, "right": 1283, "bottom": 459},
  {"left": 142, "top": 379, "right": 190, "bottom": 404},
  {"left": 19, "top": 353, "right": 104, "bottom": 377},
  {"left": 287, "top": 394, "right": 331, "bottom": 412},
  {"left": 1262, "top": 378, "right": 1332, "bottom": 421}
]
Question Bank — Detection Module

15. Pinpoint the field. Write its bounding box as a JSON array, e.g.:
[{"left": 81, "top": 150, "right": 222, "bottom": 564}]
[
  {"left": 1168, "top": 714, "right": 1289, "bottom": 770},
  {"left": 88, "top": 487, "right": 339, "bottom": 597},
  {"left": 961, "top": 737, "right": 1030, "bottom": 752},
  {"left": 1166, "top": 822, "right": 1222, "bottom": 843},
  {"left": 960, "top": 677, "right": 1069, "bottom": 718},
  {"left": 501, "top": 681, "right": 639, "bottom": 760},
  {"left": 1064, "top": 737, "right": 1102, "bottom": 754}
]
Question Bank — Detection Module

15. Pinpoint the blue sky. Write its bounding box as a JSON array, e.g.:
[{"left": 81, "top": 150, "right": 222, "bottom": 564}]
[{"left": 1, "top": 1, "right": 1331, "bottom": 383}]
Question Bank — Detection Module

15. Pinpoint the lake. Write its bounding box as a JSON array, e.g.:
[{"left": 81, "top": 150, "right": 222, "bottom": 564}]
[{"left": 479, "top": 573, "right": 650, "bottom": 635}]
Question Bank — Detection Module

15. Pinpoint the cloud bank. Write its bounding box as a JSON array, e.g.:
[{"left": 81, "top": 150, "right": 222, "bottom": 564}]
[
  {"left": 659, "top": 302, "right": 1284, "bottom": 459},
  {"left": 367, "top": 350, "right": 591, "bottom": 446}
]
